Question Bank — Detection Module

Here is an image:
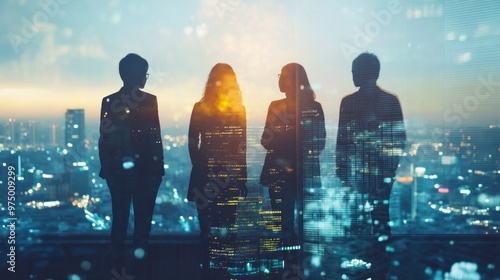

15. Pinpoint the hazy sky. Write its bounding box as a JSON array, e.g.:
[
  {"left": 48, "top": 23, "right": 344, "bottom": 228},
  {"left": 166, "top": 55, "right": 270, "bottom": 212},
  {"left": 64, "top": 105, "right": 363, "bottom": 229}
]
[{"left": 1, "top": 0, "right": 499, "bottom": 129}]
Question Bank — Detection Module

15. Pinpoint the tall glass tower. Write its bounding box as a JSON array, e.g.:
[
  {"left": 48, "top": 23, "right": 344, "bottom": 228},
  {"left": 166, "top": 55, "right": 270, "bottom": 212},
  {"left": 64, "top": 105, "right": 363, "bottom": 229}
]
[
  {"left": 65, "top": 109, "right": 85, "bottom": 153},
  {"left": 63, "top": 109, "right": 89, "bottom": 197}
]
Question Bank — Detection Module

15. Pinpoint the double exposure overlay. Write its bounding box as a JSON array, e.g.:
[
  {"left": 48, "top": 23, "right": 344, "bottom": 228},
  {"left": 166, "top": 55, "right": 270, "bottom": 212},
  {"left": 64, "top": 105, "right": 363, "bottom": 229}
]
[{"left": 0, "top": 1, "right": 499, "bottom": 279}]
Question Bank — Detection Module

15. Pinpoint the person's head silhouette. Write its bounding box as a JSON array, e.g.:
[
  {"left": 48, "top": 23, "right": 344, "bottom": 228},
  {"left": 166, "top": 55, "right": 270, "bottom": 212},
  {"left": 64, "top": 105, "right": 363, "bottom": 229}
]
[
  {"left": 119, "top": 53, "right": 149, "bottom": 88},
  {"left": 279, "top": 63, "right": 315, "bottom": 102},
  {"left": 352, "top": 52, "right": 380, "bottom": 88},
  {"left": 201, "top": 63, "right": 242, "bottom": 113}
]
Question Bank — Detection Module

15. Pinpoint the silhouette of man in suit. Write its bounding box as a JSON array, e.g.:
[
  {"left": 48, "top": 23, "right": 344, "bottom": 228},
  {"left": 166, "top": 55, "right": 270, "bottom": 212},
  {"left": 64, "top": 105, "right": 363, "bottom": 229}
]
[
  {"left": 99, "top": 53, "right": 164, "bottom": 273},
  {"left": 336, "top": 52, "right": 406, "bottom": 278}
]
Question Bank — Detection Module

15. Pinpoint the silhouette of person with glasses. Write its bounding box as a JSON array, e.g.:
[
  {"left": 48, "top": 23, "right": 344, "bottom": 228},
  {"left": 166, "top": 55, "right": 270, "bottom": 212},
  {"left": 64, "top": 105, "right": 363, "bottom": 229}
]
[
  {"left": 336, "top": 52, "right": 406, "bottom": 279},
  {"left": 187, "top": 63, "right": 247, "bottom": 279},
  {"left": 99, "top": 53, "right": 164, "bottom": 276},
  {"left": 260, "top": 63, "right": 326, "bottom": 250}
]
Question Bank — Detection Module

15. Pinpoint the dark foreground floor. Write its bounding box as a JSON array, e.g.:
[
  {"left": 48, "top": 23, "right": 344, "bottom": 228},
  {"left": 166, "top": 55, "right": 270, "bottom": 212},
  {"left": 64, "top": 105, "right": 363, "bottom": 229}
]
[{"left": 1, "top": 234, "right": 499, "bottom": 280}]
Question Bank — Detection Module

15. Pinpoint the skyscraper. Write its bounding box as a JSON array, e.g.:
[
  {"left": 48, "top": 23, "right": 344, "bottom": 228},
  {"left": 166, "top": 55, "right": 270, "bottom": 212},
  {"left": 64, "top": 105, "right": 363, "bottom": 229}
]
[
  {"left": 6, "top": 118, "right": 19, "bottom": 147},
  {"left": 65, "top": 109, "right": 85, "bottom": 153},
  {"left": 18, "top": 120, "right": 36, "bottom": 147},
  {"left": 50, "top": 124, "right": 58, "bottom": 147},
  {"left": 64, "top": 109, "right": 86, "bottom": 169}
]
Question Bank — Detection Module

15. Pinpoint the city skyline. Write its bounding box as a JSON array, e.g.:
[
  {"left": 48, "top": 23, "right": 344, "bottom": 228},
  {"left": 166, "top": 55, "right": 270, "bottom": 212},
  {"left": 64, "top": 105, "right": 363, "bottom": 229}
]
[
  {"left": 1, "top": 1, "right": 499, "bottom": 128},
  {"left": 2, "top": 110, "right": 499, "bottom": 234},
  {"left": 1, "top": 115, "right": 499, "bottom": 153}
]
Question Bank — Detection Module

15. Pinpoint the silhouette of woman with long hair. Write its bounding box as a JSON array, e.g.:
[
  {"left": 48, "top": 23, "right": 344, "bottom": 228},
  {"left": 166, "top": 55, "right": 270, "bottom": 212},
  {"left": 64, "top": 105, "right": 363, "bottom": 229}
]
[
  {"left": 187, "top": 63, "right": 247, "bottom": 279},
  {"left": 260, "top": 63, "right": 326, "bottom": 249}
]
